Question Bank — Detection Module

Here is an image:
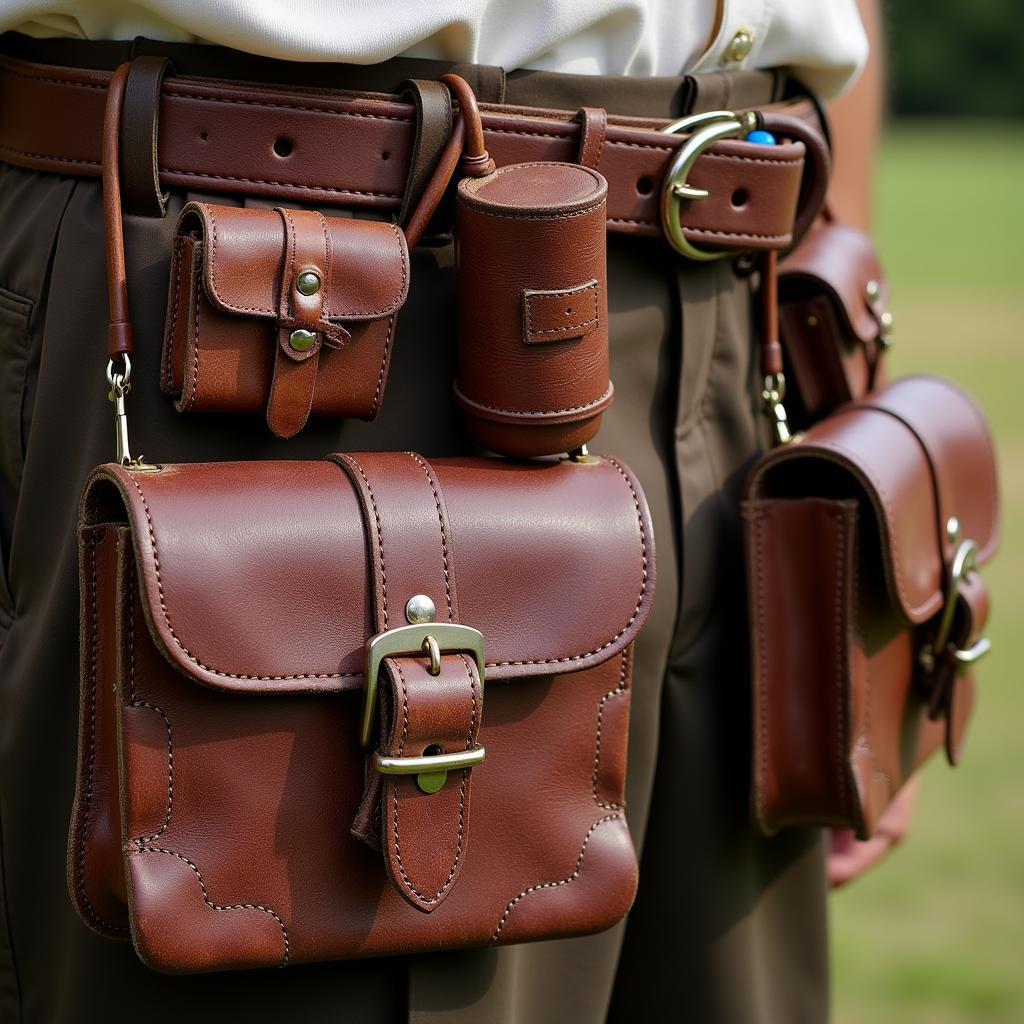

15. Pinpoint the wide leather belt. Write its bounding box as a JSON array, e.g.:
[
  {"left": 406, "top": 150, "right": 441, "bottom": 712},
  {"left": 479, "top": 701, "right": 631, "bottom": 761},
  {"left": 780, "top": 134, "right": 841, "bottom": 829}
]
[{"left": 0, "top": 54, "right": 825, "bottom": 250}]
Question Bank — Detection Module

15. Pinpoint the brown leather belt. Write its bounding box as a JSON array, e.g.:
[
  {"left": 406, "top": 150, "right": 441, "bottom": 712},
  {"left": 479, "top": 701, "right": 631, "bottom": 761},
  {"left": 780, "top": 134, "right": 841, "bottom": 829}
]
[{"left": 0, "top": 54, "right": 827, "bottom": 251}]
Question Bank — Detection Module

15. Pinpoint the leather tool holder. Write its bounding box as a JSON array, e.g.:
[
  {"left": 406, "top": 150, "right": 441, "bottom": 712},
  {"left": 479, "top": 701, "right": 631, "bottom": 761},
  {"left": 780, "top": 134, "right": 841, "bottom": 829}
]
[
  {"left": 69, "top": 452, "right": 655, "bottom": 972},
  {"left": 777, "top": 217, "right": 893, "bottom": 429},
  {"left": 453, "top": 162, "right": 612, "bottom": 457},
  {"left": 160, "top": 203, "right": 409, "bottom": 438},
  {"left": 743, "top": 377, "right": 999, "bottom": 840}
]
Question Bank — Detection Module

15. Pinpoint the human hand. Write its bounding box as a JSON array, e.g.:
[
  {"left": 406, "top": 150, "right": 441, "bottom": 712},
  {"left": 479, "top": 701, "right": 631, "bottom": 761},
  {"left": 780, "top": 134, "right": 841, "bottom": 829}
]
[{"left": 827, "top": 777, "right": 921, "bottom": 888}]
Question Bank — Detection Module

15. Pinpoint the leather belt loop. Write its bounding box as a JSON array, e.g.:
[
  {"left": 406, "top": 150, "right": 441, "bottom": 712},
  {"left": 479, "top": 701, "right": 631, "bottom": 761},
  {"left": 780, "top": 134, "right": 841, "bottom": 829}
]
[
  {"left": 397, "top": 79, "right": 454, "bottom": 228},
  {"left": 120, "top": 55, "right": 172, "bottom": 218},
  {"left": 576, "top": 106, "right": 607, "bottom": 170}
]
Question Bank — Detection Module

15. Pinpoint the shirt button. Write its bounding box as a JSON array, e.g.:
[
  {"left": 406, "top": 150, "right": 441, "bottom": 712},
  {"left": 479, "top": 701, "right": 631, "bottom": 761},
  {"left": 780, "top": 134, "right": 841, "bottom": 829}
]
[{"left": 725, "top": 29, "right": 755, "bottom": 63}]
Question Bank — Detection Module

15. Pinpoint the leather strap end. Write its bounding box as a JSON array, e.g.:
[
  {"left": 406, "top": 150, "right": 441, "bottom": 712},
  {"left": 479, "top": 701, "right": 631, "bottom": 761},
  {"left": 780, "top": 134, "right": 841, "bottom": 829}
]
[{"left": 107, "top": 321, "right": 134, "bottom": 358}]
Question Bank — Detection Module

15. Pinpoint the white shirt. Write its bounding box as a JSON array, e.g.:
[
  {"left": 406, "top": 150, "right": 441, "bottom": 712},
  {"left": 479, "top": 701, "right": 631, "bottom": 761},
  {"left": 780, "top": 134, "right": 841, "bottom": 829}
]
[{"left": 5, "top": 0, "right": 867, "bottom": 99}]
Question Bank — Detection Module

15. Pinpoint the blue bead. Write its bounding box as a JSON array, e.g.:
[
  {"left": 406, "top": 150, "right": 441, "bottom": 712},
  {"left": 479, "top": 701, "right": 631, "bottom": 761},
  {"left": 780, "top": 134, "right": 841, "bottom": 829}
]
[{"left": 746, "top": 129, "right": 777, "bottom": 146}]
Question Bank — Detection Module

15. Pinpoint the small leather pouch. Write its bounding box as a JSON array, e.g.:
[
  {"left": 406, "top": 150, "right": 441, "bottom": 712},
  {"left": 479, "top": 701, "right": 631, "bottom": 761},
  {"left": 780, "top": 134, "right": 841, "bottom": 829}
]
[
  {"left": 454, "top": 162, "right": 612, "bottom": 457},
  {"left": 69, "top": 452, "right": 654, "bottom": 972},
  {"left": 778, "top": 218, "right": 893, "bottom": 428},
  {"left": 161, "top": 203, "right": 409, "bottom": 438},
  {"left": 743, "top": 377, "right": 999, "bottom": 839}
]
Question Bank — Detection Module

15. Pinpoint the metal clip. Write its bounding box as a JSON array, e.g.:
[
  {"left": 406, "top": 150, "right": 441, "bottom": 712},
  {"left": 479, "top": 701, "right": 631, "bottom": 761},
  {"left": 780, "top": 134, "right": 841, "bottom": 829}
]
[
  {"left": 105, "top": 356, "right": 158, "bottom": 472},
  {"left": 761, "top": 372, "right": 794, "bottom": 445}
]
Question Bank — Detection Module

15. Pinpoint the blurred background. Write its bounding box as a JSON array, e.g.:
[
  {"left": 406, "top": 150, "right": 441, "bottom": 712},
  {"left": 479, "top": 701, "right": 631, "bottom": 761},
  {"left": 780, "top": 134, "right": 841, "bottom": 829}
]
[{"left": 831, "top": 2, "right": 1023, "bottom": 1021}]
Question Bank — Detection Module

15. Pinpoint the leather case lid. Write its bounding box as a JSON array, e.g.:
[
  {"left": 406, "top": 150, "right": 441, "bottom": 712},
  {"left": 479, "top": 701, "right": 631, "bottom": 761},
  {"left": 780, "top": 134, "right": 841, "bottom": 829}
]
[
  {"left": 747, "top": 376, "right": 999, "bottom": 625},
  {"left": 779, "top": 221, "right": 887, "bottom": 346},
  {"left": 82, "top": 455, "right": 655, "bottom": 694},
  {"left": 179, "top": 202, "right": 409, "bottom": 322}
]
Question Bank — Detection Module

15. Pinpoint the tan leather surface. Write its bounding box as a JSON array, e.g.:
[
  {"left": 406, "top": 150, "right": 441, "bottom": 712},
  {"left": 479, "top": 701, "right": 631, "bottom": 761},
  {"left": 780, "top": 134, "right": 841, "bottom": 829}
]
[
  {"left": 161, "top": 202, "right": 407, "bottom": 432},
  {"left": 455, "top": 163, "right": 610, "bottom": 457},
  {"left": 70, "top": 452, "right": 653, "bottom": 971},
  {"left": 0, "top": 54, "right": 818, "bottom": 248},
  {"left": 744, "top": 375, "right": 998, "bottom": 839}
]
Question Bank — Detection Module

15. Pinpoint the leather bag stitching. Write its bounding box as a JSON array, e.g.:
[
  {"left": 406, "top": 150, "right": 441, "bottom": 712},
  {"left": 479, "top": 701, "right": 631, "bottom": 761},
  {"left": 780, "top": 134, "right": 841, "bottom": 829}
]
[
  {"left": 592, "top": 650, "right": 628, "bottom": 811},
  {"left": 489, "top": 813, "right": 622, "bottom": 944},
  {"left": 132, "top": 847, "right": 290, "bottom": 967},
  {"left": 388, "top": 656, "right": 476, "bottom": 907},
  {"left": 123, "top": 456, "right": 647, "bottom": 680}
]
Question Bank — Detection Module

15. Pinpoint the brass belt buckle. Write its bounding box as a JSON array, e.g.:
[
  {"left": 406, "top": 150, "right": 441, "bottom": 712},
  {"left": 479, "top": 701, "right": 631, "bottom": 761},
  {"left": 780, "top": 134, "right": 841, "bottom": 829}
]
[{"left": 660, "top": 109, "right": 758, "bottom": 261}]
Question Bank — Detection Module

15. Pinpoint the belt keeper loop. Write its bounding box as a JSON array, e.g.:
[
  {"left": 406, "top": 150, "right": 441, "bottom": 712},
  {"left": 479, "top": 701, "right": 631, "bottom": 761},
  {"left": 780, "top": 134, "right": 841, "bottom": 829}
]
[
  {"left": 120, "top": 55, "right": 173, "bottom": 218},
  {"left": 576, "top": 107, "right": 607, "bottom": 170}
]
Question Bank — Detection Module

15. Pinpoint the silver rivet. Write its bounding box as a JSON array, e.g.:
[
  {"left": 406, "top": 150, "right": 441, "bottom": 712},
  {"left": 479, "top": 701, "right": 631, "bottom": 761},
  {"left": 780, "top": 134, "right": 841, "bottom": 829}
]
[
  {"left": 880, "top": 310, "right": 894, "bottom": 330},
  {"left": 405, "top": 594, "right": 436, "bottom": 625},
  {"left": 288, "top": 329, "right": 317, "bottom": 352},
  {"left": 946, "top": 517, "right": 962, "bottom": 544},
  {"left": 725, "top": 29, "right": 754, "bottom": 63},
  {"left": 866, "top": 279, "right": 881, "bottom": 301},
  {"left": 296, "top": 271, "right": 321, "bottom": 296}
]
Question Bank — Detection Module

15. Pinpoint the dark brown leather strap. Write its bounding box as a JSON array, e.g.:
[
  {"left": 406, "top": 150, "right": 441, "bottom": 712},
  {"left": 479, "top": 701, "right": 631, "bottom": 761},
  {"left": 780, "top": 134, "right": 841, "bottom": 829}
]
[
  {"left": 102, "top": 61, "right": 133, "bottom": 359},
  {"left": 397, "top": 79, "right": 453, "bottom": 228},
  {"left": 576, "top": 106, "right": 607, "bottom": 170},
  {"left": 0, "top": 54, "right": 822, "bottom": 251},
  {"left": 120, "top": 55, "right": 171, "bottom": 217},
  {"left": 267, "top": 207, "right": 337, "bottom": 438},
  {"left": 329, "top": 452, "right": 480, "bottom": 911}
]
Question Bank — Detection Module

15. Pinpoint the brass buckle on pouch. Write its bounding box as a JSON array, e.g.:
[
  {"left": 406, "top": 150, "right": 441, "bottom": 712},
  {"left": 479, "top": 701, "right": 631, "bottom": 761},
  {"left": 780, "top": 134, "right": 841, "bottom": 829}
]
[
  {"left": 360, "top": 614, "right": 487, "bottom": 774},
  {"left": 660, "top": 109, "right": 759, "bottom": 261},
  {"left": 919, "top": 519, "right": 992, "bottom": 675}
]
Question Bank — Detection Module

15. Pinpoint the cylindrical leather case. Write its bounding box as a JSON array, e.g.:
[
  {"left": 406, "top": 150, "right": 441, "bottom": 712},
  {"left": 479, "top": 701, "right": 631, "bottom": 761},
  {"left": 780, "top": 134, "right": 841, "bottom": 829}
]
[{"left": 455, "top": 162, "right": 612, "bottom": 457}]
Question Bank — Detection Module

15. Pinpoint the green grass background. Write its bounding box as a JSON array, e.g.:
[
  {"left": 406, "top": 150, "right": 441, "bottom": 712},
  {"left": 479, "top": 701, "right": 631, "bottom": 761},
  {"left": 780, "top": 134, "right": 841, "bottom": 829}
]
[{"left": 831, "top": 123, "right": 1024, "bottom": 1023}]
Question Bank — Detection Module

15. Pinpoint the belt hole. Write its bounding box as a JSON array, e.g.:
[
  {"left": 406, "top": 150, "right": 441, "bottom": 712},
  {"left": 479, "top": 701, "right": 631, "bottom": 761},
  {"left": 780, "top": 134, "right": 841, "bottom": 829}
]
[
  {"left": 198, "top": 130, "right": 209, "bottom": 143},
  {"left": 636, "top": 176, "right": 653, "bottom": 196},
  {"left": 273, "top": 137, "right": 294, "bottom": 158},
  {"left": 731, "top": 187, "right": 749, "bottom": 209},
  {"left": 381, "top": 150, "right": 391, "bottom": 161},
  {"left": 423, "top": 744, "right": 443, "bottom": 757}
]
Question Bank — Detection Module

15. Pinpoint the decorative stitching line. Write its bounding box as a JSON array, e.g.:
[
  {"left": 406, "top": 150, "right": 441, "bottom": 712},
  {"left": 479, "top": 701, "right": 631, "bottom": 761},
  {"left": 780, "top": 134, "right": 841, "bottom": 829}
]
[
  {"left": 524, "top": 281, "right": 599, "bottom": 341},
  {"left": 489, "top": 814, "right": 621, "bottom": 943},
  {"left": 592, "top": 651, "right": 628, "bottom": 811},
  {"left": 369, "top": 315, "right": 395, "bottom": 419},
  {"left": 163, "top": 167, "right": 400, "bottom": 200},
  {"left": 466, "top": 202, "right": 605, "bottom": 224},
  {"left": 388, "top": 656, "right": 476, "bottom": 906},
  {"left": 163, "top": 236, "right": 185, "bottom": 389},
  {"left": 122, "top": 454, "right": 647, "bottom": 681},
  {"left": 455, "top": 381, "right": 613, "bottom": 419},
  {"left": 182, "top": 266, "right": 202, "bottom": 411},
  {"left": 406, "top": 452, "right": 454, "bottom": 622},
  {"left": 0, "top": 63, "right": 108, "bottom": 91},
  {"left": 163, "top": 82, "right": 408, "bottom": 122},
  {"left": 127, "top": 584, "right": 175, "bottom": 844},
  {"left": 0, "top": 143, "right": 99, "bottom": 168},
  {"left": 73, "top": 529, "right": 129, "bottom": 936},
  {"left": 124, "top": 474, "right": 358, "bottom": 681},
  {"left": 133, "top": 846, "right": 290, "bottom": 967},
  {"left": 341, "top": 455, "right": 389, "bottom": 629}
]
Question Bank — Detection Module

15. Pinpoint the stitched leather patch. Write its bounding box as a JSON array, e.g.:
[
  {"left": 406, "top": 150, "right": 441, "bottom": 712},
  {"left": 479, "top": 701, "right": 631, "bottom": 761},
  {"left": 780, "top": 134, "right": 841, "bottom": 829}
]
[{"left": 522, "top": 281, "right": 600, "bottom": 344}]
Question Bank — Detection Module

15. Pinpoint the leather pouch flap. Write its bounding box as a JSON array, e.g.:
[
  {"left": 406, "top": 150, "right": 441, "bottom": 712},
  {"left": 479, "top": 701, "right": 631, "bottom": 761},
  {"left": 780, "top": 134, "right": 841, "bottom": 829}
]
[
  {"left": 779, "top": 220, "right": 887, "bottom": 345},
  {"left": 81, "top": 454, "right": 654, "bottom": 694},
  {"left": 747, "top": 376, "right": 998, "bottom": 625},
  {"left": 179, "top": 202, "right": 409, "bottom": 322}
]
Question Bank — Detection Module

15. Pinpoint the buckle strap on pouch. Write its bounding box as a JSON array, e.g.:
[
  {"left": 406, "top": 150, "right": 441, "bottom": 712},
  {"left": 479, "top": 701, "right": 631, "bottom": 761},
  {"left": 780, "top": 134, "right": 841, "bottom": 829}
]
[{"left": 330, "top": 452, "right": 485, "bottom": 911}]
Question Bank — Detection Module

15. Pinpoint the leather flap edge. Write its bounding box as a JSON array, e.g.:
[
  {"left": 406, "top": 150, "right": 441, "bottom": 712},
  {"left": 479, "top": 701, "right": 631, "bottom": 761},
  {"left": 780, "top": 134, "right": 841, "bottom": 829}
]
[
  {"left": 80, "top": 455, "right": 655, "bottom": 695},
  {"left": 747, "top": 376, "right": 999, "bottom": 625},
  {"left": 779, "top": 221, "right": 887, "bottom": 346},
  {"left": 178, "top": 202, "right": 409, "bottom": 322}
]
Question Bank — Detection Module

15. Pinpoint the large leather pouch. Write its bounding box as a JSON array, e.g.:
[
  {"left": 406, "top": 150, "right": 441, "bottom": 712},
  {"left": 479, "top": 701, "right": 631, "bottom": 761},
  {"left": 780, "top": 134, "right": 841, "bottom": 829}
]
[
  {"left": 778, "top": 219, "right": 892, "bottom": 428},
  {"left": 68, "top": 452, "right": 654, "bottom": 973},
  {"left": 161, "top": 203, "right": 409, "bottom": 438},
  {"left": 743, "top": 377, "right": 998, "bottom": 839}
]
